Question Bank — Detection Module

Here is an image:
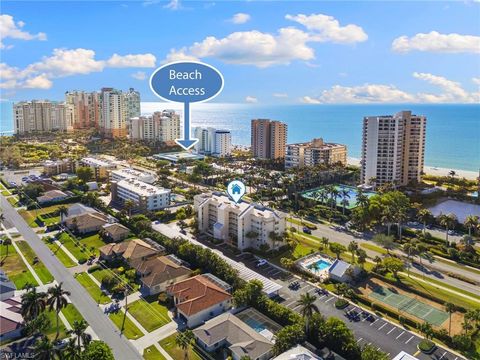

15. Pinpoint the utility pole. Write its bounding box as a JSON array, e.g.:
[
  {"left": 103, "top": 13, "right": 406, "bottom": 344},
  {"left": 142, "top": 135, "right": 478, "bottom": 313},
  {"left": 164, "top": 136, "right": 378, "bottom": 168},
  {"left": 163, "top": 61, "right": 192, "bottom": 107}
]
[{"left": 121, "top": 289, "right": 128, "bottom": 335}]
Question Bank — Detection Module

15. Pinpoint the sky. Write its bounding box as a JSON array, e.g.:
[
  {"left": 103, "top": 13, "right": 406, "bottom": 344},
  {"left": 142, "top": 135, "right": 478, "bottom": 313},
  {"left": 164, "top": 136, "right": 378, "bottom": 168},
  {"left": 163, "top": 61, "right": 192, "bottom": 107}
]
[{"left": 1, "top": 0, "right": 480, "bottom": 104}]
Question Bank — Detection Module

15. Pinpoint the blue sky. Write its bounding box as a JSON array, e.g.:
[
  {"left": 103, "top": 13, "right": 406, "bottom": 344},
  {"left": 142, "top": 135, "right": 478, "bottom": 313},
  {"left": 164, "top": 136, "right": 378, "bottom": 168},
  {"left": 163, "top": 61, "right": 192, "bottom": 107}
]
[{"left": 1, "top": 0, "right": 479, "bottom": 104}]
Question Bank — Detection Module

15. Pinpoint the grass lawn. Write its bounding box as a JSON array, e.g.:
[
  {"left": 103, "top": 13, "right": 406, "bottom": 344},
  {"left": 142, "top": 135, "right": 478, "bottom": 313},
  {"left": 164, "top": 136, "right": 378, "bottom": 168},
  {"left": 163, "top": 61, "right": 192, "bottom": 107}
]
[
  {"left": 109, "top": 310, "right": 144, "bottom": 339},
  {"left": 18, "top": 204, "right": 64, "bottom": 227},
  {"left": 159, "top": 333, "right": 203, "bottom": 360},
  {"left": 44, "top": 239, "right": 77, "bottom": 268},
  {"left": 91, "top": 267, "right": 141, "bottom": 293},
  {"left": 44, "top": 309, "right": 68, "bottom": 340},
  {"left": 7, "top": 196, "right": 19, "bottom": 207},
  {"left": 1, "top": 190, "right": 10, "bottom": 196},
  {"left": 360, "top": 242, "right": 388, "bottom": 255},
  {"left": 79, "top": 234, "right": 107, "bottom": 257},
  {"left": 61, "top": 303, "right": 85, "bottom": 327},
  {"left": 127, "top": 299, "right": 170, "bottom": 332},
  {"left": 143, "top": 345, "right": 167, "bottom": 360},
  {"left": 58, "top": 232, "right": 89, "bottom": 263},
  {"left": 15, "top": 240, "right": 54, "bottom": 284},
  {"left": 0, "top": 243, "right": 38, "bottom": 288},
  {"left": 434, "top": 256, "right": 480, "bottom": 276},
  {"left": 75, "top": 272, "right": 110, "bottom": 304}
]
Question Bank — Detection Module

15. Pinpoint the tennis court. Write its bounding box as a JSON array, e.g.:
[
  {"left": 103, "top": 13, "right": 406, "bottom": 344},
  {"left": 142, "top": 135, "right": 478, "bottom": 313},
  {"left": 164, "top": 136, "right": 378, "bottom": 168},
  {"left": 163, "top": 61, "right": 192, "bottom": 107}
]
[{"left": 369, "top": 285, "right": 449, "bottom": 326}]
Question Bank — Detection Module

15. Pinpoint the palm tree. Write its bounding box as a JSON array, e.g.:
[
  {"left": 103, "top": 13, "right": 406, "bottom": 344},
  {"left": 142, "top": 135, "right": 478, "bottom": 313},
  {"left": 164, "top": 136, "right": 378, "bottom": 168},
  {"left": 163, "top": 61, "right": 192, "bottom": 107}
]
[
  {"left": 445, "top": 302, "right": 456, "bottom": 336},
  {"left": 417, "top": 209, "right": 432, "bottom": 235},
  {"left": 33, "top": 336, "right": 59, "bottom": 360},
  {"left": 438, "top": 213, "right": 457, "bottom": 245},
  {"left": 124, "top": 199, "right": 135, "bottom": 217},
  {"left": 21, "top": 287, "right": 47, "bottom": 321},
  {"left": 418, "top": 322, "right": 434, "bottom": 340},
  {"left": 58, "top": 205, "right": 69, "bottom": 222},
  {"left": 47, "top": 283, "right": 71, "bottom": 339},
  {"left": 373, "top": 256, "right": 382, "bottom": 268},
  {"left": 448, "top": 170, "right": 456, "bottom": 179},
  {"left": 68, "top": 319, "right": 91, "bottom": 350},
  {"left": 297, "top": 292, "right": 319, "bottom": 335},
  {"left": 464, "top": 215, "right": 479, "bottom": 236},
  {"left": 321, "top": 237, "right": 329, "bottom": 249},
  {"left": 347, "top": 241, "right": 358, "bottom": 264},
  {"left": 340, "top": 189, "right": 350, "bottom": 215},
  {"left": 2, "top": 237, "right": 12, "bottom": 257},
  {"left": 63, "top": 338, "right": 82, "bottom": 360},
  {"left": 356, "top": 189, "right": 369, "bottom": 209},
  {"left": 175, "top": 330, "right": 195, "bottom": 360},
  {"left": 381, "top": 206, "right": 395, "bottom": 236}
]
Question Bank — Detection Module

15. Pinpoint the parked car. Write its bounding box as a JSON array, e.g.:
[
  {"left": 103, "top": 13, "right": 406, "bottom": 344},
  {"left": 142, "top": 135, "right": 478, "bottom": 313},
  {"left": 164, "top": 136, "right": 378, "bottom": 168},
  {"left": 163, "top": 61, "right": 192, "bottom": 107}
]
[
  {"left": 302, "top": 227, "right": 312, "bottom": 234},
  {"left": 256, "top": 259, "right": 268, "bottom": 267}
]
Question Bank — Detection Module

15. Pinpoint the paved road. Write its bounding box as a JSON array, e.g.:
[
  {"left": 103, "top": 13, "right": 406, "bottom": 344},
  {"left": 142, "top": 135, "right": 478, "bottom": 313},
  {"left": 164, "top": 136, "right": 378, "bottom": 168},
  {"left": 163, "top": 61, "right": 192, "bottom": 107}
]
[
  {"left": 287, "top": 218, "right": 480, "bottom": 294},
  {"left": 0, "top": 195, "right": 141, "bottom": 360}
]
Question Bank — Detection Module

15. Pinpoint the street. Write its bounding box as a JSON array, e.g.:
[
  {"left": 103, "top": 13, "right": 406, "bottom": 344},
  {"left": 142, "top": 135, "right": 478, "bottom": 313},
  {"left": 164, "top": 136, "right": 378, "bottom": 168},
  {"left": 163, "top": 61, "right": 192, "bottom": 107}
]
[{"left": 0, "top": 195, "right": 142, "bottom": 360}]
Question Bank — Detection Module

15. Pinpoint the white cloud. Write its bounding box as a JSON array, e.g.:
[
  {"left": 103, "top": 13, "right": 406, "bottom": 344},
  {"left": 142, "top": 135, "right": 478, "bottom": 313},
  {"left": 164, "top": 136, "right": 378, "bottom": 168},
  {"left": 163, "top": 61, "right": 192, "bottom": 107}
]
[
  {"left": 285, "top": 13, "right": 367, "bottom": 44},
  {"left": 0, "top": 14, "right": 47, "bottom": 49},
  {"left": 245, "top": 96, "right": 258, "bottom": 103},
  {"left": 164, "top": 48, "right": 199, "bottom": 63},
  {"left": 107, "top": 53, "right": 156, "bottom": 68},
  {"left": 392, "top": 31, "right": 480, "bottom": 53},
  {"left": 1, "top": 48, "right": 157, "bottom": 90},
  {"left": 164, "top": 0, "right": 181, "bottom": 10},
  {"left": 165, "top": 13, "right": 366, "bottom": 67},
  {"left": 273, "top": 93, "right": 288, "bottom": 98},
  {"left": 230, "top": 13, "right": 251, "bottom": 24},
  {"left": 302, "top": 73, "right": 479, "bottom": 104},
  {"left": 131, "top": 71, "right": 147, "bottom": 80},
  {"left": 472, "top": 77, "right": 480, "bottom": 85}
]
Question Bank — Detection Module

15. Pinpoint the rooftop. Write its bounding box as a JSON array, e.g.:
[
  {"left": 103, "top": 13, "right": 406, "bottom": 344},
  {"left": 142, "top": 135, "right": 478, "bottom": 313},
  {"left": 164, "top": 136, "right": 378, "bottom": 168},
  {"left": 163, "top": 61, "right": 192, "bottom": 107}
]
[
  {"left": 136, "top": 255, "right": 191, "bottom": 287},
  {"left": 328, "top": 259, "right": 351, "bottom": 277},
  {"left": 37, "top": 190, "right": 68, "bottom": 202},
  {"left": 111, "top": 168, "right": 155, "bottom": 184},
  {"left": 272, "top": 345, "right": 321, "bottom": 360},
  {"left": 0, "top": 297, "right": 23, "bottom": 336},
  {"left": 81, "top": 157, "right": 115, "bottom": 168},
  {"left": 117, "top": 178, "right": 170, "bottom": 197},
  {"left": 288, "top": 138, "right": 346, "bottom": 150},
  {"left": 152, "top": 152, "right": 205, "bottom": 163}
]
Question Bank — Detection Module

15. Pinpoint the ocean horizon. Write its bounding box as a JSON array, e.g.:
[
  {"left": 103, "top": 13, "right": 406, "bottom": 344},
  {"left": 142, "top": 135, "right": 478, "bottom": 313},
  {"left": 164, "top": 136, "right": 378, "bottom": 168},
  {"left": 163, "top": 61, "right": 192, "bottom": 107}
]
[{"left": 1, "top": 102, "right": 479, "bottom": 172}]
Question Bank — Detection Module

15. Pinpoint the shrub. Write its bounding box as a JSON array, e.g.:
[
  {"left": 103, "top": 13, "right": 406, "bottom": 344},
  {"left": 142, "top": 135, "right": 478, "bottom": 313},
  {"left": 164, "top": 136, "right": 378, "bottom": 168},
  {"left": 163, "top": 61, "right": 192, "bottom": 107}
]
[
  {"left": 87, "top": 265, "right": 102, "bottom": 273},
  {"left": 451, "top": 335, "right": 474, "bottom": 351},
  {"left": 335, "top": 299, "right": 349, "bottom": 309},
  {"left": 418, "top": 340, "right": 436, "bottom": 353}
]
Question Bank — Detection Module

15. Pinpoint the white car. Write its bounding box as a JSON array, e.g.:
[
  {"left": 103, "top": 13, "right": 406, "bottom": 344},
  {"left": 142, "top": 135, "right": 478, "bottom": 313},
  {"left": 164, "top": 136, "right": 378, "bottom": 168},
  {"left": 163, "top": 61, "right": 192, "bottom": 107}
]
[{"left": 256, "top": 259, "right": 268, "bottom": 267}]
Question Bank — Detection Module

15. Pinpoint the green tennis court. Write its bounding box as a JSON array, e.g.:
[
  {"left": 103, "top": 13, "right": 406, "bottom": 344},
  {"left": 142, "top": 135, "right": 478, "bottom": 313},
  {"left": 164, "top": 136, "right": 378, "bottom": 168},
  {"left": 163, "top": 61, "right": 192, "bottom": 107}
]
[{"left": 369, "top": 286, "right": 449, "bottom": 326}]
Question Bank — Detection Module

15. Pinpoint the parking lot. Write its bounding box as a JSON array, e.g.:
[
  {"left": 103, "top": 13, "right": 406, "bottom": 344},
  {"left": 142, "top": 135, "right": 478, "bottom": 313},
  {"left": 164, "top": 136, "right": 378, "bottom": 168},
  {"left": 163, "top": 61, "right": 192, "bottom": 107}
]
[{"left": 235, "top": 253, "right": 465, "bottom": 360}]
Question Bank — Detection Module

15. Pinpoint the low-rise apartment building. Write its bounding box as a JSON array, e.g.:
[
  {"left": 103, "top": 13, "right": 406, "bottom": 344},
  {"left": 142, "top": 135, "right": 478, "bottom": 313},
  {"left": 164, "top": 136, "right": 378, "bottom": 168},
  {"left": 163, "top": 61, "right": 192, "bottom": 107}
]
[
  {"left": 111, "top": 178, "right": 170, "bottom": 211},
  {"left": 285, "top": 138, "right": 347, "bottom": 168},
  {"left": 194, "top": 192, "right": 285, "bottom": 251},
  {"left": 80, "top": 157, "right": 117, "bottom": 180},
  {"left": 110, "top": 168, "right": 155, "bottom": 184},
  {"left": 43, "top": 159, "right": 77, "bottom": 176}
]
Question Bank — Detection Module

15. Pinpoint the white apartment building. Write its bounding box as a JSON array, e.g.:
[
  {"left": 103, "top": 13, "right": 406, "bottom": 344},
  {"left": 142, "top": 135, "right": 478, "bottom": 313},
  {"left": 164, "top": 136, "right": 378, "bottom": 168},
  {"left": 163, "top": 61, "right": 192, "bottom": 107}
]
[
  {"left": 99, "top": 88, "right": 126, "bottom": 138},
  {"left": 129, "top": 110, "right": 180, "bottom": 143},
  {"left": 194, "top": 192, "right": 285, "bottom": 251},
  {"left": 193, "top": 127, "right": 232, "bottom": 157},
  {"left": 80, "top": 157, "right": 117, "bottom": 180},
  {"left": 285, "top": 138, "right": 347, "bottom": 168},
  {"left": 361, "top": 111, "right": 426, "bottom": 187},
  {"left": 124, "top": 88, "right": 141, "bottom": 121},
  {"left": 111, "top": 178, "right": 170, "bottom": 211},
  {"left": 110, "top": 168, "right": 155, "bottom": 184},
  {"left": 14, "top": 101, "right": 74, "bottom": 134}
]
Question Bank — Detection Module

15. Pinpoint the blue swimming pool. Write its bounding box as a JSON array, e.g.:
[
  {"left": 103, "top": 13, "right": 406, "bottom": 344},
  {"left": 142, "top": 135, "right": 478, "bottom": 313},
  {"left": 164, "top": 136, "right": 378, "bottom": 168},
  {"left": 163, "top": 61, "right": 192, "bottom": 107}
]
[
  {"left": 243, "top": 318, "right": 266, "bottom": 333},
  {"left": 308, "top": 259, "right": 332, "bottom": 271}
]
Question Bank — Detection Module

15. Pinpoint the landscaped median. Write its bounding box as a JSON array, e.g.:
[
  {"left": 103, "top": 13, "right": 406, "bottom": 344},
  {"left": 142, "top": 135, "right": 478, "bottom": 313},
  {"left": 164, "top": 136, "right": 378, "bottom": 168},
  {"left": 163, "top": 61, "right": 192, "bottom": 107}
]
[
  {"left": 0, "top": 242, "right": 38, "bottom": 288},
  {"left": 61, "top": 303, "right": 85, "bottom": 327},
  {"left": 43, "top": 237, "right": 77, "bottom": 268},
  {"left": 127, "top": 298, "right": 171, "bottom": 332},
  {"left": 16, "top": 240, "right": 54, "bottom": 284},
  {"left": 75, "top": 272, "right": 110, "bottom": 304},
  {"left": 108, "top": 309, "right": 144, "bottom": 340}
]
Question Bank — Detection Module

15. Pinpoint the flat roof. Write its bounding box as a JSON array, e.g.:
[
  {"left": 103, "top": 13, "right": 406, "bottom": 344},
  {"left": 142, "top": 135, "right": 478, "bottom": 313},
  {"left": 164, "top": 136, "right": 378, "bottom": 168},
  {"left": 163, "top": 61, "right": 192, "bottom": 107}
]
[
  {"left": 152, "top": 152, "right": 205, "bottom": 162},
  {"left": 117, "top": 179, "right": 170, "bottom": 196},
  {"left": 81, "top": 157, "right": 114, "bottom": 167},
  {"left": 392, "top": 351, "right": 419, "bottom": 360}
]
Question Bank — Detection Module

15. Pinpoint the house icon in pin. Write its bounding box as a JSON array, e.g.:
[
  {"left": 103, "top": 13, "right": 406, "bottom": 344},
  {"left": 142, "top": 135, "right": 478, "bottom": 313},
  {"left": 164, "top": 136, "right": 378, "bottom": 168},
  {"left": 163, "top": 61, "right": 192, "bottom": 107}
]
[{"left": 231, "top": 183, "right": 242, "bottom": 195}]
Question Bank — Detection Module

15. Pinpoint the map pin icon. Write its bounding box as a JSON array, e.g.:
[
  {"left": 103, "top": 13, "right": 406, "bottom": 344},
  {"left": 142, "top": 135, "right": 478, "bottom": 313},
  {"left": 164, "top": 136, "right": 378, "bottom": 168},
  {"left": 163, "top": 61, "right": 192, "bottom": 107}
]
[{"left": 227, "top": 180, "right": 246, "bottom": 203}]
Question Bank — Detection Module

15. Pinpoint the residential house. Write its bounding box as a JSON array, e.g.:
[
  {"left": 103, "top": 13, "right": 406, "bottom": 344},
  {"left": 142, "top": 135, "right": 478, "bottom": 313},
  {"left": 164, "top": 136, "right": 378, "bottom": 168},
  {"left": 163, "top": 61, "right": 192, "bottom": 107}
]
[
  {"left": 37, "top": 190, "right": 69, "bottom": 205},
  {"left": 99, "top": 238, "right": 163, "bottom": 264},
  {"left": 167, "top": 274, "right": 232, "bottom": 328},
  {"left": 0, "top": 271, "right": 16, "bottom": 301},
  {"left": 193, "top": 312, "right": 273, "bottom": 360},
  {"left": 135, "top": 255, "right": 191, "bottom": 296},
  {"left": 62, "top": 203, "right": 110, "bottom": 234},
  {"left": 101, "top": 223, "right": 130, "bottom": 242},
  {"left": 272, "top": 345, "right": 322, "bottom": 360},
  {"left": 0, "top": 297, "right": 24, "bottom": 341}
]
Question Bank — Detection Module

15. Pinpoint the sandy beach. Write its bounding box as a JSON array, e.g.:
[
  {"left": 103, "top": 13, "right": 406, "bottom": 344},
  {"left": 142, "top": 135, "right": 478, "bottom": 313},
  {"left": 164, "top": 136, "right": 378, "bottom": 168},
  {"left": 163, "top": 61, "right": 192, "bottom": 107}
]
[{"left": 347, "top": 157, "right": 479, "bottom": 180}]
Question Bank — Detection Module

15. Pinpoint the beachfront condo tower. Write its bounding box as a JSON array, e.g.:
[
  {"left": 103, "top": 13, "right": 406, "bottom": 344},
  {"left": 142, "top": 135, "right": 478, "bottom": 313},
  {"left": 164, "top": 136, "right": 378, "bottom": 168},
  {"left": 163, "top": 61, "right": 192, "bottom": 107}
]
[
  {"left": 129, "top": 110, "right": 180, "bottom": 144},
  {"left": 251, "top": 119, "right": 287, "bottom": 160},
  {"left": 285, "top": 138, "right": 347, "bottom": 168},
  {"left": 194, "top": 127, "right": 232, "bottom": 157},
  {"left": 13, "top": 100, "right": 74, "bottom": 134},
  {"left": 65, "top": 90, "right": 101, "bottom": 130},
  {"left": 361, "top": 111, "right": 426, "bottom": 187}
]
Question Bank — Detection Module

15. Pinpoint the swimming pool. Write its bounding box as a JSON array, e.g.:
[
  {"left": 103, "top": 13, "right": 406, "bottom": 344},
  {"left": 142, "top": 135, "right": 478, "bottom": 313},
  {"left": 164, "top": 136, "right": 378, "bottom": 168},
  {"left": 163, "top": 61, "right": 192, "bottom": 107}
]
[
  {"left": 242, "top": 318, "right": 266, "bottom": 332},
  {"left": 308, "top": 259, "right": 332, "bottom": 271}
]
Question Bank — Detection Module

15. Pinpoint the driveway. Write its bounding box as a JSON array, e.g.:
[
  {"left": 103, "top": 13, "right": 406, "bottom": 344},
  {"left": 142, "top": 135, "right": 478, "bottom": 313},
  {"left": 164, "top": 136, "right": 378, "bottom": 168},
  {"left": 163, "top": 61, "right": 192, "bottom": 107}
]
[{"left": 0, "top": 195, "right": 141, "bottom": 360}]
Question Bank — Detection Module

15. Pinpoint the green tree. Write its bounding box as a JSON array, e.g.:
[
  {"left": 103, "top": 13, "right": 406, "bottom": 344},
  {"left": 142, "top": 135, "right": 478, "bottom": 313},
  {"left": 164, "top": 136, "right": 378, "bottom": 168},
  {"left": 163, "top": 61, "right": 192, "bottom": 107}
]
[
  {"left": 81, "top": 340, "right": 115, "bottom": 360},
  {"left": 76, "top": 166, "right": 94, "bottom": 183},
  {"left": 47, "top": 282, "right": 71, "bottom": 339},
  {"left": 272, "top": 323, "right": 305, "bottom": 356},
  {"left": 68, "top": 319, "right": 91, "bottom": 350},
  {"left": 382, "top": 257, "right": 404, "bottom": 278},
  {"left": 361, "top": 344, "right": 389, "bottom": 360},
  {"left": 2, "top": 237, "right": 12, "bottom": 257},
  {"left": 21, "top": 287, "right": 47, "bottom": 321},
  {"left": 23, "top": 312, "right": 50, "bottom": 336},
  {"left": 418, "top": 322, "right": 434, "bottom": 340},
  {"left": 347, "top": 241, "right": 358, "bottom": 263},
  {"left": 321, "top": 317, "right": 360, "bottom": 358},
  {"left": 329, "top": 242, "right": 347, "bottom": 259},
  {"left": 297, "top": 293, "right": 319, "bottom": 335},
  {"left": 124, "top": 199, "right": 135, "bottom": 217},
  {"left": 417, "top": 209, "right": 432, "bottom": 235},
  {"left": 33, "top": 336, "right": 60, "bottom": 360},
  {"left": 438, "top": 213, "right": 457, "bottom": 245},
  {"left": 175, "top": 330, "right": 195, "bottom": 360},
  {"left": 464, "top": 215, "right": 479, "bottom": 236},
  {"left": 445, "top": 302, "right": 456, "bottom": 336},
  {"left": 356, "top": 249, "right": 367, "bottom": 269},
  {"left": 372, "top": 234, "right": 397, "bottom": 255},
  {"left": 58, "top": 205, "right": 69, "bottom": 221}
]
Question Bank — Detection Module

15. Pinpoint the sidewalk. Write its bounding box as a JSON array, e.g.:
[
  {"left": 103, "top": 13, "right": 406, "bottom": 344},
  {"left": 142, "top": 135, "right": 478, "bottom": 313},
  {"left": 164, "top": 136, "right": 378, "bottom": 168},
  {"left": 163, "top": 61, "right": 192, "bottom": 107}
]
[{"left": 52, "top": 239, "right": 79, "bottom": 264}]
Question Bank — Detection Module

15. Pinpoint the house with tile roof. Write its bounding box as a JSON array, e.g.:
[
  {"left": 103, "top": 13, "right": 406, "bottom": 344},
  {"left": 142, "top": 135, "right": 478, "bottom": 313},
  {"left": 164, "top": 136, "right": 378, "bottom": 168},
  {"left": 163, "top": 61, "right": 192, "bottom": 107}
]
[
  {"left": 193, "top": 312, "right": 273, "bottom": 360},
  {"left": 135, "top": 255, "right": 192, "bottom": 296},
  {"left": 101, "top": 223, "right": 130, "bottom": 242},
  {"left": 37, "top": 189, "right": 69, "bottom": 204},
  {"left": 167, "top": 274, "right": 232, "bottom": 328},
  {"left": 62, "top": 203, "right": 110, "bottom": 234},
  {"left": 0, "top": 297, "right": 24, "bottom": 341},
  {"left": 99, "top": 238, "right": 163, "bottom": 263}
]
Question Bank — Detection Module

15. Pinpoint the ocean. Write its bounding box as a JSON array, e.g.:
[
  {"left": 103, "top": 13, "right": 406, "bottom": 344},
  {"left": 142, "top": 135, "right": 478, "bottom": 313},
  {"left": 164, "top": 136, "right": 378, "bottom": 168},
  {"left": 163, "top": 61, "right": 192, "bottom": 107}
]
[{"left": 1, "top": 102, "right": 479, "bottom": 172}]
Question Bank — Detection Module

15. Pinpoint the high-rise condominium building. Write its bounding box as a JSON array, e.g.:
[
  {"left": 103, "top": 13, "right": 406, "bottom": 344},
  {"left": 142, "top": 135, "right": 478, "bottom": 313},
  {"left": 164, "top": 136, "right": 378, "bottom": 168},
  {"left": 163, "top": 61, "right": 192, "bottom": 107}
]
[
  {"left": 65, "top": 91, "right": 100, "bottom": 129},
  {"left": 124, "top": 88, "right": 141, "bottom": 120},
  {"left": 285, "top": 138, "right": 347, "bottom": 168},
  {"left": 361, "top": 111, "right": 426, "bottom": 187},
  {"left": 251, "top": 119, "right": 287, "bottom": 160},
  {"left": 129, "top": 110, "right": 180, "bottom": 144},
  {"left": 99, "top": 88, "right": 126, "bottom": 138},
  {"left": 194, "top": 127, "right": 232, "bottom": 157},
  {"left": 13, "top": 101, "right": 74, "bottom": 134},
  {"left": 194, "top": 192, "right": 285, "bottom": 251}
]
